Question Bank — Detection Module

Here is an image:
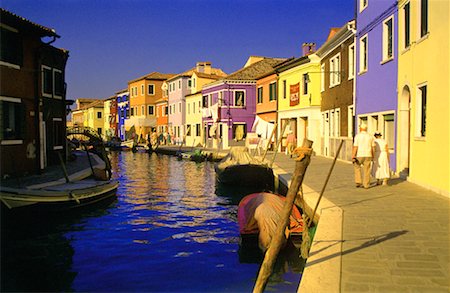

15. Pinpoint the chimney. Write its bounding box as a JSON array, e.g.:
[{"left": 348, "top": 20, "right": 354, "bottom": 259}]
[
  {"left": 196, "top": 62, "right": 212, "bottom": 74},
  {"left": 302, "top": 42, "right": 316, "bottom": 56}
]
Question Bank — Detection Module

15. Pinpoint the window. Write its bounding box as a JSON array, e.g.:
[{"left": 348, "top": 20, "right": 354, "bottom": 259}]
[
  {"left": 383, "top": 17, "right": 394, "bottom": 61},
  {"left": 148, "top": 105, "right": 154, "bottom": 115},
  {"left": 283, "top": 80, "right": 287, "bottom": 99},
  {"left": 202, "top": 95, "right": 208, "bottom": 107},
  {"left": 188, "top": 103, "right": 190, "bottom": 114},
  {"left": 97, "top": 128, "right": 102, "bottom": 135},
  {"left": 131, "top": 107, "right": 134, "bottom": 116},
  {"left": 348, "top": 44, "right": 355, "bottom": 79},
  {"left": 320, "top": 64, "right": 325, "bottom": 91},
  {"left": 178, "top": 80, "right": 181, "bottom": 89},
  {"left": 218, "top": 91, "right": 223, "bottom": 106},
  {"left": 232, "top": 123, "right": 247, "bottom": 141},
  {"left": 0, "top": 97, "right": 24, "bottom": 143},
  {"left": 193, "top": 102, "right": 195, "bottom": 113},
  {"left": 42, "top": 66, "right": 53, "bottom": 97},
  {"left": 329, "top": 53, "right": 341, "bottom": 87},
  {"left": 187, "top": 124, "right": 191, "bottom": 136},
  {"left": 198, "top": 101, "right": 201, "bottom": 113},
  {"left": 141, "top": 85, "right": 144, "bottom": 95},
  {"left": 383, "top": 114, "right": 395, "bottom": 150},
  {"left": 360, "top": 0, "right": 368, "bottom": 12},
  {"left": 302, "top": 74, "right": 309, "bottom": 95},
  {"left": 165, "top": 106, "right": 168, "bottom": 115},
  {"left": 234, "top": 91, "right": 245, "bottom": 107},
  {"left": 141, "top": 106, "right": 145, "bottom": 116},
  {"left": 348, "top": 105, "right": 355, "bottom": 137},
  {"left": 269, "top": 82, "right": 277, "bottom": 101},
  {"left": 404, "top": 2, "right": 411, "bottom": 48},
  {"left": 179, "top": 102, "right": 181, "bottom": 113},
  {"left": 335, "top": 109, "right": 340, "bottom": 137},
  {"left": 417, "top": 85, "right": 427, "bottom": 137},
  {"left": 148, "top": 84, "right": 155, "bottom": 95},
  {"left": 52, "top": 118, "right": 63, "bottom": 150},
  {"left": 420, "top": 0, "right": 428, "bottom": 38},
  {"left": 188, "top": 80, "right": 192, "bottom": 87},
  {"left": 97, "top": 112, "right": 102, "bottom": 119},
  {"left": 196, "top": 124, "right": 201, "bottom": 136},
  {"left": 193, "top": 78, "right": 196, "bottom": 88},
  {"left": 359, "top": 35, "right": 368, "bottom": 73},
  {"left": 0, "top": 26, "right": 23, "bottom": 67},
  {"left": 257, "top": 87, "right": 263, "bottom": 104}
]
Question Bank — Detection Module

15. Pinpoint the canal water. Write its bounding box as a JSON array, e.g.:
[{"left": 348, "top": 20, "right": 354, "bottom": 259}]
[{"left": 1, "top": 152, "right": 305, "bottom": 292}]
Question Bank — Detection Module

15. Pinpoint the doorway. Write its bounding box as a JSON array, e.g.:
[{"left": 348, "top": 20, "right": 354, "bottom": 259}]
[{"left": 398, "top": 85, "right": 411, "bottom": 177}]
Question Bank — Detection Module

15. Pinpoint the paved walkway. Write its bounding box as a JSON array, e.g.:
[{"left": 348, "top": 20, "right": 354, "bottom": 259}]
[{"left": 270, "top": 152, "right": 449, "bottom": 292}]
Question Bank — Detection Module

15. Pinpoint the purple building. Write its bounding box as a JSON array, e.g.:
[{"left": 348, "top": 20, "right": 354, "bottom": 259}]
[
  {"left": 355, "top": 0, "right": 398, "bottom": 171},
  {"left": 201, "top": 57, "right": 286, "bottom": 149}
]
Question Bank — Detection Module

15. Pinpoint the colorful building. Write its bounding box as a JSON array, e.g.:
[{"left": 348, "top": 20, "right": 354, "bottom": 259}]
[
  {"left": 127, "top": 72, "right": 174, "bottom": 142},
  {"left": 167, "top": 62, "right": 226, "bottom": 145},
  {"left": 82, "top": 99, "right": 105, "bottom": 136},
  {"left": 275, "top": 44, "right": 322, "bottom": 153},
  {"left": 397, "top": 0, "right": 449, "bottom": 196},
  {"left": 355, "top": 0, "right": 398, "bottom": 170},
  {"left": 316, "top": 21, "right": 356, "bottom": 161},
  {"left": 202, "top": 57, "right": 286, "bottom": 149},
  {"left": 103, "top": 96, "right": 117, "bottom": 141},
  {"left": 0, "top": 8, "right": 69, "bottom": 176},
  {"left": 116, "top": 89, "right": 129, "bottom": 141},
  {"left": 185, "top": 71, "right": 225, "bottom": 147}
]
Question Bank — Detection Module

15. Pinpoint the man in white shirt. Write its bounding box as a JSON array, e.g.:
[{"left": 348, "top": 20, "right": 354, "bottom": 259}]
[{"left": 352, "top": 123, "right": 375, "bottom": 188}]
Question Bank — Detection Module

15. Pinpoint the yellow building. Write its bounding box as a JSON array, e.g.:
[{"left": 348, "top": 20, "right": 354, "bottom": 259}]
[
  {"left": 397, "top": 0, "right": 449, "bottom": 196},
  {"left": 185, "top": 91, "right": 203, "bottom": 147},
  {"left": 276, "top": 48, "right": 322, "bottom": 153},
  {"left": 84, "top": 100, "right": 105, "bottom": 137}
]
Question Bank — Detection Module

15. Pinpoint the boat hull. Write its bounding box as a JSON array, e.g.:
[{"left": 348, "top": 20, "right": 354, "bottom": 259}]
[
  {"left": 0, "top": 179, "right": 119, "bottom": 212},
  {"left": 215, "top": 164, "right": 274, "bottom": 189}
]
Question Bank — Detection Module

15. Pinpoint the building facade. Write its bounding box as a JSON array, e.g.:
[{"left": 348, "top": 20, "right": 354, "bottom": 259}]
[
  {"left": 316, "top": 21, "right": 356, "bottom": 161},
  {"left": 355, "top": 0, "right": 398, "bottom": 171},
  {"left": 275, "top": 46, "right": 322, "bottom": 154},
  {"left": 128, "top": 72, "right": 173, "bottom": 143},
  {"left": 202, "top": 57, "right": 285, "bottom": 149},
  {"left": 116, "top": 89, "right": 129, "bottom": 141},
  {"left": 397, "top": 0, "right": 449, "bottom": 196},
  {"left": 1, "top": 8, "right": 69, "bottom": 176}
]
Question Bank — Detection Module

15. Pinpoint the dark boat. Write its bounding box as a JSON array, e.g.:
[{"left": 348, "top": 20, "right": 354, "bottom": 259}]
[{"left": 214, "top": 146, "right": 274, "bottom": 190}]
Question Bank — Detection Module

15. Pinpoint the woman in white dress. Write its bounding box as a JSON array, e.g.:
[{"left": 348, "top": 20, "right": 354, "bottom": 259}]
[{"left": 372, "top": 132, "right": 390, "bottom": 185}]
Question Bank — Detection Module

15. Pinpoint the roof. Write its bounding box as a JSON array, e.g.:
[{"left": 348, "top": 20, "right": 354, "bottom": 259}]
[
  {"left": 128, "top": 72, "right": 176, "bottom": 84},
  {"left": 224, "top": 57, "right": 287, "bottom": 81},
  {"left": 273, "top": 55, "right": 310, "bottom": 73},
  {"left": 1, "top": 8, "right": 60, "bottom": 38},
  {"left": 167, "top": 67, "right": 227, "bottom": 82},
  {"left": 75, "top": 99, "right": 104, "bottom": 110},
  {"left": 315, "top": 20, "right": 355, "bottom": 58}
]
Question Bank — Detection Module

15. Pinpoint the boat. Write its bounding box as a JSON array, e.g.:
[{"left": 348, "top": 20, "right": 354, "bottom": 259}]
[
  {"left": 176, "top": 149, "right": 207, "bottom": 162},
  {"left": 0, "top": 127, "right": 119, "bottom": 213},
  {"left": 215, "top": 146, "right": 274, "bottom": 190},
  {"left": 237, "top": 192, "right": 303, "bottom": 252},
  {"left": 0, "top": 178, "right": 118, "bottom": 211},
  {"left": 121, "top": 139, "right": 135, "bottom": 151}
]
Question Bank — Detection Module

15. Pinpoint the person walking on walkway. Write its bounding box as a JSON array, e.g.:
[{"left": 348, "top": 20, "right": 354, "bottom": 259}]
[
  {"left": 372, "top": 131, "right": 390, "bottom": 186},
  {"left": 352, "top": 123, "right": 375, "bottom": 188}
]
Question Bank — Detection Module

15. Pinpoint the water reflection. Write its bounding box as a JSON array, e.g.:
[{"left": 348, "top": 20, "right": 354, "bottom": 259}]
[{"left": 2, "top": 152, "right": 303, "bottom": 292}]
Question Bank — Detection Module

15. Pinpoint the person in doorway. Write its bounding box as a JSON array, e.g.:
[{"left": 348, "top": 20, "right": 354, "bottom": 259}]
[
  {"left": 286, "top": 131, "right": 297, "bottom": 158},
  {"left": 372, "top": 132, "right": 390, "bottom": 186},
  {"left": 352, "top": 123, "right": 375, "bottom": 189}
]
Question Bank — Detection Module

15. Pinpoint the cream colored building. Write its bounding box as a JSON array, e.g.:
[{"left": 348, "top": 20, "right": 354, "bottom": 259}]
[{"left": 397, "top": 0, "right": 450, "bottom": 196}]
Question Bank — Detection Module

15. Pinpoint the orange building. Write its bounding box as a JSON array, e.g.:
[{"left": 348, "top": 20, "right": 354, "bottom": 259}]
[{"left": 127, "top": 72, "right": 174, "bottom": 141}]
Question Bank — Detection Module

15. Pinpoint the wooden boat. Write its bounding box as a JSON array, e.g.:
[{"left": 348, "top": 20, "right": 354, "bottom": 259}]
[
  {"left": 215, "top": 146, "right": 274, "bottom": 189},
  {"left": 176, "top": 149, "right": 207, "bottom": 162},
  {"left": 238, "top": 192, "right": 303, "bottom": 251},
  {"left": 1, "top": 127, "right": 119, "bottom": 213},
  {"left": 0, "top": 179, "right": 118, "bottom": 211}
]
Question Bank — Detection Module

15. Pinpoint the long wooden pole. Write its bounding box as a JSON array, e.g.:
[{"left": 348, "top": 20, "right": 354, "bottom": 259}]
[
  {"left": 261, "top": 122, "right": 278, "bottom": 162},
  {"left": 269, "top": 122, "right": 288, "bottom": 167},
  {"left": 253, "top": 139, "right": 313, "bottom": 293}
]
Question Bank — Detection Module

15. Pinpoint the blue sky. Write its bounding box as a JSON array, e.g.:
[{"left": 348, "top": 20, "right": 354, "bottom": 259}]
[{"left": 2, "top": 0, "right": 355, "bottom": 101}]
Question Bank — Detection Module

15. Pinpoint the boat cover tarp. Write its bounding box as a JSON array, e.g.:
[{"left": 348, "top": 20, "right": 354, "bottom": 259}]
[
  {"left": 238, "top": 192, "right": 303, "bottom": 251},
  {"left": 216, "top": 146, "right": 264, "bottom": 171}
]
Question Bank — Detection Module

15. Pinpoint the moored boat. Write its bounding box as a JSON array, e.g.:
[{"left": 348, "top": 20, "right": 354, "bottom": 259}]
[
  {"left": 215, "top": 146, "right": 274, "bottom": 190},
  {"left": 238, "top": 192, "right": 303, "bottom": 251}
]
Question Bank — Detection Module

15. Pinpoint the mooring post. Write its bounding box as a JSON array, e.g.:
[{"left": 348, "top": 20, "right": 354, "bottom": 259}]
[{"left": 253, "top": 139, "right": 313, "bottom": 293}]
